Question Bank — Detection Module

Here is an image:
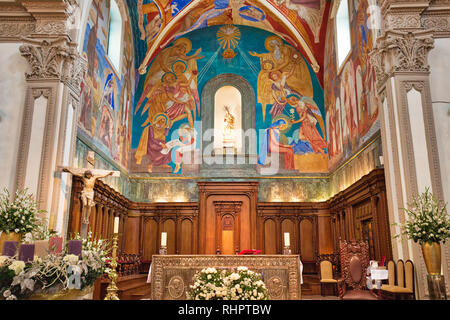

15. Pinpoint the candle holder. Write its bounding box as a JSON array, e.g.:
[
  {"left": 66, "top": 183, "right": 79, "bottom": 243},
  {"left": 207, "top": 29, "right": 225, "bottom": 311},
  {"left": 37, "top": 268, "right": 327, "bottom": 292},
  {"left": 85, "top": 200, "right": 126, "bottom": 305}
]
[
  {"left": 105, "top": 233, "right": 120, "bottom": 300},
  {"left": 283, "top": 246, "right": 291, "bottom": 255},
  {"left": 159, "top": 245, "right": 167, "bottom": 255}
]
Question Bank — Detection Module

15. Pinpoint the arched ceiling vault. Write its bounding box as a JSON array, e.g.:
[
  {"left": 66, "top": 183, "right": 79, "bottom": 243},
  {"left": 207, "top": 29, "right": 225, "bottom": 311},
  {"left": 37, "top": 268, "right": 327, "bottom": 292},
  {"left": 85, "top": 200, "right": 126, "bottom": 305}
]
[{"left": 128, "top": 0, "right": 330, "bottom": 76}]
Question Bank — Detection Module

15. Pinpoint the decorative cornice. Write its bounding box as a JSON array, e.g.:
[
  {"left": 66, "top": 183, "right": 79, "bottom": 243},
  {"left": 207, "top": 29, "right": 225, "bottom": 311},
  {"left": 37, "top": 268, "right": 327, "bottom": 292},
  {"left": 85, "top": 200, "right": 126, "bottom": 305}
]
[{"left": 0, "top": 0, "right": 72, "bottom": 41}]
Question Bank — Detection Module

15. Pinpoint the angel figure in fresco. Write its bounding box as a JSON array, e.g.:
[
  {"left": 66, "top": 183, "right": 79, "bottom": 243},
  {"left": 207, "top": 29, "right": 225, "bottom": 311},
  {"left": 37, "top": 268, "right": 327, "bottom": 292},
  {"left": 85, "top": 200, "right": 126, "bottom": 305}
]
[
  {"left": 162, "top": 72, "right": 196, "bottom": 128},
  {"left": 258, "top": 118, "right": 295, "bottom": 171},
  {"left": 137, "top": 38, "right": 203, "bottom": 117},
  {"left": 135, "top": 112, "right": 172, "bottom": 172},
  {"left": 287, "top": 94, "right": 327, "bottom": 155},
  {"left": 136, "top": 69, "right": 197, "bottom": 137},
  {"left": 171, "top": 60, "right": 199, "bottom": 121},
  {"left": 268, "top": 68, "right": 295, "bottom": 118},
  {"left": 170, "top": 0, "right": 231, "bottom": 39},
  {"left": 162, "top": 124, "right": 197, "bottom": 174},
  {"left": 97, "top": 106, "right": 114, "bottom": 155},
  {"left": 255, "top": 60, "right": 275, "bottom": 122},
  {"left": 341, "top": 67, "right": 358, "bottom": 141},
  {"left": 250, "top": 35, "right": 313, "bottom": 120},
  {"left": 327, "top": 102, "right": 336, "bottom": 158},
  {"left": 137, "top": 0, "right": 165, "bottom": 42}
]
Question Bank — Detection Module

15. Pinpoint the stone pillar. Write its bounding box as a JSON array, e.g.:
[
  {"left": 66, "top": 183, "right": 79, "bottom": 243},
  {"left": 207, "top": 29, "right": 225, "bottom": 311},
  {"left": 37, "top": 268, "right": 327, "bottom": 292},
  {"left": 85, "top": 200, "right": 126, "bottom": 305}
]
[
  {"left": 9, "top": 1, "right": 86, "bottom": 237},
  {"left": 370, "top": 0, "right": 449, "bottom": 298}
]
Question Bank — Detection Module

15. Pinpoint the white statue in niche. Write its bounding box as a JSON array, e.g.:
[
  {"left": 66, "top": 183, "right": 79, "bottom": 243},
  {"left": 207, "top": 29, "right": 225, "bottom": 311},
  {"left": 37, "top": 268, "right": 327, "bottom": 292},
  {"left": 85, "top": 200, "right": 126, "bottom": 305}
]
[
  {"left": 223, "top": 105, "right": 236, "bottom": 151},
  {"left": 214, "top": 86, "right": 242, "bottom": 154}
]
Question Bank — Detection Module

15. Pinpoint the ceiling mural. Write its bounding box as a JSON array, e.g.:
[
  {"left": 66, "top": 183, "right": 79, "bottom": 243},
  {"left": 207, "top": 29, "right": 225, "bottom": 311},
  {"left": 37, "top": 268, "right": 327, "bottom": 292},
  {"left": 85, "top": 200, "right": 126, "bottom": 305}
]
[{"left": 125, "top": 0, "right": 331, "bottom": 80}]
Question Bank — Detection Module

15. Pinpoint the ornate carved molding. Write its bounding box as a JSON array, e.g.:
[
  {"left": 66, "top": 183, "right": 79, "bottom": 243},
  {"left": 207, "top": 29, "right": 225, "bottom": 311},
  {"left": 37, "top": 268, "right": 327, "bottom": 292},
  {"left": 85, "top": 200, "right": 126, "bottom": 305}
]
[
  {"left": 0, "top": 0, "right": 73, "bottom": 40},
  {"left": 379, "top": 0, "right": 430, "bottom": 31},
  {"left": 370, "top": 30, "right": 434, "bottom": 90},
  {"left": 150, "top": 255, "right": 302, "bottom": 300},
  {"left": 19, "top": 37, "right": 76, "bottom": 81}
]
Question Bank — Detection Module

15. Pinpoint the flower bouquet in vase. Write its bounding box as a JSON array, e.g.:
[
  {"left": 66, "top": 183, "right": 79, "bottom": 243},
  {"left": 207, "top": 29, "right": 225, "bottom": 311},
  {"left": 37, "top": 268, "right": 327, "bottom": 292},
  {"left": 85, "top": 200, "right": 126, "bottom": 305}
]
[
  {"left": 394, "top": 187, "right": 449, "bottom": 275},
  {"left": 0, "top": 188, "right": 42, "bottom": 252}
]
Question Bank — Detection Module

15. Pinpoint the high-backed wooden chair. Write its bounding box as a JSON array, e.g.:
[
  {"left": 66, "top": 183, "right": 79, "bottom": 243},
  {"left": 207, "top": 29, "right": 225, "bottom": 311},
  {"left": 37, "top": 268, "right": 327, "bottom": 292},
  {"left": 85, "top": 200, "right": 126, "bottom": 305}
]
[
  {"left": 337, "top": 239, "right": 379, "bottom": 300},
  {"left": 319, "top": 260, "right": 338, "bottom": 296},
  {"left": 382, "top": 260, "right": 396, "bottom": 287},
  {"left": 381, "top": 259, "right": 415, "bottom": 300}
]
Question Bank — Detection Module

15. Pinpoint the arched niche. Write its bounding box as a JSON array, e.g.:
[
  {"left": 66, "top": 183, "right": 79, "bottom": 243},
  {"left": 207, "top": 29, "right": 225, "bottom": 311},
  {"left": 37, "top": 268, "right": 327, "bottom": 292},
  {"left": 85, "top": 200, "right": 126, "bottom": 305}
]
[
  {"left": 201, "top": 73, "right": 256, "bottom": 160},
  {"left": 214, "top": 86, "right": 243, "bottom": 154}
]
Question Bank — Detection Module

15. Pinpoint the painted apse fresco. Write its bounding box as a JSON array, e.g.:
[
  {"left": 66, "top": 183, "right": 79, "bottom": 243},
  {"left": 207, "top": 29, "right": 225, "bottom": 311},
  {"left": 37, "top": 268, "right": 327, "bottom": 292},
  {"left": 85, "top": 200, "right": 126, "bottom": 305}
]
[
  {"left": 324, "top": 0, "right": 381, "bottom": 171},
  {"left": 130, "top": 24, "right": 328, "bottom": 175},
  {"left": 77, "top": 0, "right": 135, "bottom": 171}
]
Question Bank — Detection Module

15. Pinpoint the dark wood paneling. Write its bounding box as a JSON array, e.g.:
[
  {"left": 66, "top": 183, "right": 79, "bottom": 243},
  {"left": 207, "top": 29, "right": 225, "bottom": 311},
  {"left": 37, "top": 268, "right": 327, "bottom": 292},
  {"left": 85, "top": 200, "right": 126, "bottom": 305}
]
[{"left": 328, "top": 168, "right": 393, "bottom": 262}]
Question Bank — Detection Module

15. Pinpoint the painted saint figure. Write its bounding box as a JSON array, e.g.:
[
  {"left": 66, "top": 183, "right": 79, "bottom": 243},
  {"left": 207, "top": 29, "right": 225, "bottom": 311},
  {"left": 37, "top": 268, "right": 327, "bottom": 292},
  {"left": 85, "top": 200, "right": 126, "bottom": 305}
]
[
  {"left": 135, "top": 113, "right": 172, "bottom": 172},
  {"left": 258, "top": 118, "right": 295, "bottom": 170},
  {"left": 268, "top": 69, "right": 294, "bottom": 118},
  {"left": 162, "top": 124, "right": 197, "bottom": 174},
  {"left": 288, "top": 94, "right": 327, "bottom": 155}
]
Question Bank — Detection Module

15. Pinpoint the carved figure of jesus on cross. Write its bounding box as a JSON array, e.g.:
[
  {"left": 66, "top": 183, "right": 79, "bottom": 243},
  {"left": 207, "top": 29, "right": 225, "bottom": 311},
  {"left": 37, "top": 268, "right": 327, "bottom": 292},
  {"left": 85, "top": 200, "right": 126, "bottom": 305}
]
[{"left": 59, "top": 151, "right": 120, "bottom": 237}]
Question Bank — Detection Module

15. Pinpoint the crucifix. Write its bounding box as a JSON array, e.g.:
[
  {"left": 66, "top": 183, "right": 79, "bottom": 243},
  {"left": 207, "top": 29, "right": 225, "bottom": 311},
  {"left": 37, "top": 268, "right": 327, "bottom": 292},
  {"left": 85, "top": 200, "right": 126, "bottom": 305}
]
[{"left": 59, "top": 151, "right": 120, "bottom": 238}]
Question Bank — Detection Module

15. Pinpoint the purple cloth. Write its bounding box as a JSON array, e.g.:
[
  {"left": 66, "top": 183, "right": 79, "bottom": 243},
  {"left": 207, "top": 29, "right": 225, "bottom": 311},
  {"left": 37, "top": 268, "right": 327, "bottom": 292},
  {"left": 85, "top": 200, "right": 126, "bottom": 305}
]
[
  {"left": 19, "top": 244, "right": 35, "bottom": 263},
  {"left": 67, "top": 240, "right": 82, "bottom": 256},
  {"left": 2, "top": 241, "right": 18, "bottom": 257}
]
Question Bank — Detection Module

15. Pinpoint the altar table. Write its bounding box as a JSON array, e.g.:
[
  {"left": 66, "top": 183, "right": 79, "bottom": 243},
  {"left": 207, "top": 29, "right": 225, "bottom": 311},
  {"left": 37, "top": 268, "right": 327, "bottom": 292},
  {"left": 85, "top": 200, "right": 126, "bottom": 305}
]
[{"left": 147, "top": 255, "right": 303, "bottom": 300}]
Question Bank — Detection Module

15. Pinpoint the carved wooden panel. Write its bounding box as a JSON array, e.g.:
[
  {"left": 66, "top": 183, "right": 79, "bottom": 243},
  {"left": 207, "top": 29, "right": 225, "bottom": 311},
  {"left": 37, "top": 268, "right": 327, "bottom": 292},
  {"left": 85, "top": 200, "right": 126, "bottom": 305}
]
[
  {"left": 329, "top": 169, "right": 393, "bottom": 261},
  {"left": 281, "top": 218, "right": 296, "bottom": 253},
  {"left": 162, "top": 219, "right": 176, "bottom": 254},
  {"left": 300, "top": 219, "right": 314, "bottom": 261},
  {"left": 264, "top": 219, "right": 277, "bottom": 254},
  {"left": 179, "top": 219, "right": 193, "bottom": 254},
  {"left": 150, "top": 255, "right": 302, "bottom": 300},
  {"left": 143, "top": 218, "right": 158, "bottom": 260}
]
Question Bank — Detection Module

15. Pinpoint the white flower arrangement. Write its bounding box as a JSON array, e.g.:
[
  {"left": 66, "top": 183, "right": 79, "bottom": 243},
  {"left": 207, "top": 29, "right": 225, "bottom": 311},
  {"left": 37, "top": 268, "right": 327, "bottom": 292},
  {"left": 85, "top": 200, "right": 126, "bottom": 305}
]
[
  {"left": 187, "top": 266, "right": 268, "bottom": 300},
  {"left": 395, "top": 188, "right": 450, "bottom": 244},
  {"left": 8, "top": 261, "right": 25, "bottom": 275},
  {"left": 0, "top": 188, "right": 42, "bottom": 235},
  {"left": 0, "top": 234, "right": 110, "bottom": 299}
]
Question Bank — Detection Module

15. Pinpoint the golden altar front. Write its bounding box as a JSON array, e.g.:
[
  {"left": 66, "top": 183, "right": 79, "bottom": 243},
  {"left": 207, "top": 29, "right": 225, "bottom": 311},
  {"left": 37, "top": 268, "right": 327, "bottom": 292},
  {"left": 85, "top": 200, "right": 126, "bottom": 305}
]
[{"left": 149, "top": 255, "right": 302, "bottom": 300}]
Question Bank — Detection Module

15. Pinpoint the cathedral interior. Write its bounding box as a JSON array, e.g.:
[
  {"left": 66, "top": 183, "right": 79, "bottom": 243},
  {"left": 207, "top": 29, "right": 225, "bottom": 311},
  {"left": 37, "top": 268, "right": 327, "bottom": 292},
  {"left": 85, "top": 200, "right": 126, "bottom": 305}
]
[{"left": 0, "top": 0, "right": 449, "bottom": 301}]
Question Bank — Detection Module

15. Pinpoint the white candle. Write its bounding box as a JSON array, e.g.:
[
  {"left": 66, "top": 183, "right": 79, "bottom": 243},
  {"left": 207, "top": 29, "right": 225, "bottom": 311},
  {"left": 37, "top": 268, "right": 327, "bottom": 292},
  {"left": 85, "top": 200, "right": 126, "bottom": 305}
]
[
  {"left": 284, "top": 232, "right": 290, "bottom": 247},
  {"left": 114, "top": 217, "right": 119, "bottom": 234},
  {"left": 161, "top": 232, "right": 167, "bottom": 247}
]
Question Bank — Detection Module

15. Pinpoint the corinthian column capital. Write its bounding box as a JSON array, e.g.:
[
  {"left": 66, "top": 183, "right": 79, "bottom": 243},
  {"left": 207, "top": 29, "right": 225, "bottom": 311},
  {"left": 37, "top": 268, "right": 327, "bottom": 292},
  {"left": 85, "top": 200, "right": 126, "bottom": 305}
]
[
  {"left": 370, "top": 29, "right": 434, "bottom": 91},
  {"left": 19, "top": 37, "right": 78, "bottom": 82}
]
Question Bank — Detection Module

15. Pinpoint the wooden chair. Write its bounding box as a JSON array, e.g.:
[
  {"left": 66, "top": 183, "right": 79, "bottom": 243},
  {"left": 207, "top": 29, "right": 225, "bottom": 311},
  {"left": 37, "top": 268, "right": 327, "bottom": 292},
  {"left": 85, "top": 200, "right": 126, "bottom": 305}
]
[
  {"left": 382, "top": 260, "right": 396, "bottom": 287},
  {"left": 319, "top": 260, "right": 338, "bottom": 296},
  {"left": 381, "top": 259, "right": 415, "bottom": 300},
  {"left": 337, "top": 239, "right": 379, "bottom": 300}
]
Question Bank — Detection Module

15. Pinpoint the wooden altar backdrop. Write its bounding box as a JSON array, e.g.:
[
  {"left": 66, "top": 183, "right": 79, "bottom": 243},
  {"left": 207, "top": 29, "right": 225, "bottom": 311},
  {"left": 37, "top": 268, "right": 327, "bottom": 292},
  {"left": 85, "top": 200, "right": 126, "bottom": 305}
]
[{"left": 67, "top": 169, "right": 392, "bottom": 298}]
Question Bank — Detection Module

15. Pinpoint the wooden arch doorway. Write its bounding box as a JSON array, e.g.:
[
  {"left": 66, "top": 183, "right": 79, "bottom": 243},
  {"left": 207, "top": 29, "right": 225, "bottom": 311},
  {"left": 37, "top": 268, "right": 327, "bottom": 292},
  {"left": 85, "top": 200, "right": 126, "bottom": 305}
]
[{"left": 198, "top": 182, "right": 259, "bottom": 254}]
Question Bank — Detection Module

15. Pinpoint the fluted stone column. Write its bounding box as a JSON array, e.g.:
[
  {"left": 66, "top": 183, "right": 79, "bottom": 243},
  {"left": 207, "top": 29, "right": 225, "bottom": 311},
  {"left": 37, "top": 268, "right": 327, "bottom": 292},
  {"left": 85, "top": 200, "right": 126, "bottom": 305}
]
[
  {"left": 371, "top": 0, "right": 450, "bottom": 298},
  {"left": 1, "top": 1, "right": 87, "bottom": 238}
]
